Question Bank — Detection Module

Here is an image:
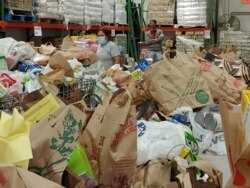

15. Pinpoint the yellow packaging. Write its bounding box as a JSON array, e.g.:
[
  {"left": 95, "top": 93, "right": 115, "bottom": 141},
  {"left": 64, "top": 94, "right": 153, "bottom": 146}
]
[
  {"left": 241, "top": 90, "right": 250, "bottom": 143},
  {"left": 24, "top": 94, "right": 60, "bottom": 126}
]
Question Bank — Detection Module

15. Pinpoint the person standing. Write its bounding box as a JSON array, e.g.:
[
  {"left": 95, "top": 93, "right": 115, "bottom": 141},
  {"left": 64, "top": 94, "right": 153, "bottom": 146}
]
[
  {"left": 96, "top": 29, "right": 121, "bottom": 70},
  {"left": 145, "top": 20, "right": 164, "bottom": 62}
]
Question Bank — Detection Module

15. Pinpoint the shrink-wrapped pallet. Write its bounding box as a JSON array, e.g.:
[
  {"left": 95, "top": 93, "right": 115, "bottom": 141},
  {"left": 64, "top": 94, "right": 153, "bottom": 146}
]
[
  {"left": 177, "top": 0, "right": 207, "bottom": 27},
  {"left": 102, "top": 0, "right": 115, "bottom": 23},
  {"left": 147, "top": 0, "right": 175, "bottom": 25}
]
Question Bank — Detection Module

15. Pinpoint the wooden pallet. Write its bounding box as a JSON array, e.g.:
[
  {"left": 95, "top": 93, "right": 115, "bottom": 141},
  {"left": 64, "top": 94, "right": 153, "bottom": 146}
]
[
  {"left": 102, "top": 22, "right": 128, "bottom": 27},
  {"left": 4, "top": 13, "right": 35, "bottom": 22},
  {"left": 37, "top": 18, "right": 62, "bottom": 24}
]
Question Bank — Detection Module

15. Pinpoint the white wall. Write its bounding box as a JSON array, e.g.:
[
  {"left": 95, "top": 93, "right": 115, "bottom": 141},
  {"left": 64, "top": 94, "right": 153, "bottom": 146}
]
[{"left": 219, "top": 0, "right": 250, "bottom": 31}]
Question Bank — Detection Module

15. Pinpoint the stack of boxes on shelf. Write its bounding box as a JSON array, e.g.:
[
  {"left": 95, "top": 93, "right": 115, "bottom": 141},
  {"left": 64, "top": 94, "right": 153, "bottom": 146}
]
[
  {"left": 176, "top": 31, "right": 204, "bottom": 52},
  {"left": 115, "top": 34, "right": 128, "bottom": 55},
  {"left": 34, "top": 0, "right": 64, "bottom": 20},
  {"left": 220, "top": 31, "right": 250, "bottom": 61},
  {"left": 84, "top": 0, "right": 102, "bottom": 25},
  {"left": 63, "top": 0, "right": 85, "bottom": 24},
  {"left": 176, "top": 0, "right": 207, "bottom": 27},
  {"left": 115, "top": 0, "right": 127, "bottom": 25},
  {"left": 3, "top": 0, "right": 127, "bottom": 25},
  {"left": 147, "top": 0, "right": 175, "bottom": 25},
  {"left": 102, "top": 0, "right": 115, "bottom": 24}
]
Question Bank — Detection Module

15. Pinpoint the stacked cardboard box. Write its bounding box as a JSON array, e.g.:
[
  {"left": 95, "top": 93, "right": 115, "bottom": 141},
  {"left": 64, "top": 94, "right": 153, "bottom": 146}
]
[
  {"left": 115, "top": 0, "right": 127, "bottom": 24},
  {"left": 147, "top": 0, "right": 175, "bottom": 25},
  {"left": 34, "top": 0, "right": 64, "bottom": 20},
  {"left": 102, "top": 0, "right": 115, "bottom": 23},
  {"left": 63, "top": 0, "right": 85, "bottom": 24},
  {"left": 177, "top": 0, "right": 207, "bottom": 27}
]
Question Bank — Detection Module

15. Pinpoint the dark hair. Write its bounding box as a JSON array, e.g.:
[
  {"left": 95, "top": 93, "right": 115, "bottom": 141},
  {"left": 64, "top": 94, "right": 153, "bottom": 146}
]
[
  {"left": 150, "top": 19, "right": 157, "bottom": 24},
  {"left": 98, "top": 29, "right": 111, "bottom": 39}
]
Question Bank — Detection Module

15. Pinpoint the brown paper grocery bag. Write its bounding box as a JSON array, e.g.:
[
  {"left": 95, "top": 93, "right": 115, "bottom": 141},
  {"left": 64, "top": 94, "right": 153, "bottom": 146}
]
[
  {"left": 187, "top": 52, "right": 247, "bottom": 104},
  {"left": 127, "top": 79, "right": 152, "bottom": 106},
  {"left": 188, "top": 160, "right": 222, "bottom": 188},
  {"left": 29, "top": 105, "right": 86, "bottom": 184},
  {"left": 82, "top": 89, "right": 137, "bottom": 187},
  {"left": 133, "top": 159, "right": 174, "bottom": 188},
  {"left": 0, "top": 164, "right": 63, "bottom": 188},
  {"left": 49, "top": 52, "right": 74, "bottom": 78},
  {"left": 144, "top": 54, "right": 213, "bottom": 114},
  {"left": 220, "top": 101, "right": 250, "bottom": 188},
  {"left": 173, "top": 52, "right": 245, "bottom": 104}
]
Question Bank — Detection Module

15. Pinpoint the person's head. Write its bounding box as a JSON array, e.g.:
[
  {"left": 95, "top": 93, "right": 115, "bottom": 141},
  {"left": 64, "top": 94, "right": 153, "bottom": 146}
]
[
  {"left": 97, "top": 29, "right": 111, "bottom": 45},
  {"left": 149, "top": 20, "right": 157, "bottom": 30}
]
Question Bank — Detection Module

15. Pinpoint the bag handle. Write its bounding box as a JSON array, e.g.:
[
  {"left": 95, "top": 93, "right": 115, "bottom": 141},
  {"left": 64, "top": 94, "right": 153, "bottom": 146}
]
[
  {"left": 45, "top": 42, "right": 53, "bottom": 46},
  {"left": 190, "top": 160, "right": 217, "bottom": 177},
  {"left": 109, "top": 88, "right": 132, "bottom": 121}
]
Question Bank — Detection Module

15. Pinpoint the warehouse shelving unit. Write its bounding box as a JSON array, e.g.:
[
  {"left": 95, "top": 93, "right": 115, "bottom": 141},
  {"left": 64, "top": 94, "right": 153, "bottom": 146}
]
[
  {"left": 0, "top": 21, "right": 129, "bottom": 31},
  {"left": 142, "top": 27, "right": 210, "bottom": 33}
]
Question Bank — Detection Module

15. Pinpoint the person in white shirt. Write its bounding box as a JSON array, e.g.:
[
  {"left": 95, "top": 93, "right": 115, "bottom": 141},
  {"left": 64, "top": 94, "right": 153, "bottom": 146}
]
[{"left": 96, "top": 29, "right": 121, "bottom": 70}]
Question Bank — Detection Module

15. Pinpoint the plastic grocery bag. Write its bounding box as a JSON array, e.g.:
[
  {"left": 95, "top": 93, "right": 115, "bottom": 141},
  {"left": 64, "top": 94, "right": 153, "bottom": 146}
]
[
  {"left": 6, "top": 42, "right": 36, "bottom": 70},
  {"left": 0, "top": 109, "right": 32, "bottom": 170},
  {"left": 136, "top": 120, "right": 191, "bottom": 165},
  {"left": 0, "top": 37, "right": 18, "bottom": 57},
  {"left": 172, "top": 107, "right": 214, "bottom": 153}
]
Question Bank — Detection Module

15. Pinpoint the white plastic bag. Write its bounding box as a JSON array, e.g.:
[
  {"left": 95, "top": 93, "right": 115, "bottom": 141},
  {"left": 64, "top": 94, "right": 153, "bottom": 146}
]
[
  {"left": 173, "top": 107, "right": 214, "bottom": 153},
  {"left": 207, "top": 132, "right": 227, "bottom": 155},
  {"left": 137, "top": 120, "right": 191, "bottom": 165},
  {"left": 0, "top": 38, "right": 18, "bottom": 57},
  {"left": 6, "top": 42, "right": 36, "bottom": 69}
]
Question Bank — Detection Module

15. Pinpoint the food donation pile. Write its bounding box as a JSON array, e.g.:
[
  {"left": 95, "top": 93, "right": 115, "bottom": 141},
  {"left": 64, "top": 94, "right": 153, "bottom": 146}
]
[{"left": 0, "top": 37, "right": 250, "bottom": 188}]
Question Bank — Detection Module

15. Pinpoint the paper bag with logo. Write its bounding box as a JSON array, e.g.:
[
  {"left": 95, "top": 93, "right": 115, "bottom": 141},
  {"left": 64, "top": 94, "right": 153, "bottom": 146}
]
[
  {"left": 184, "top": 52, "right": 247, "bottom": 104},
  {"left": 144, "top": 55, "right": 213, "bottom": 114},
  {"left": 82, "top": 89, "right": 137, "bottom": 187},
  {"left": 220, "top": 100, "right": 250, "bottom": 188},
  {"left": 0, "top": 164, "right": 63, "bottom": 188},
  {"left": 0, "top": 109, "right": 32, "bottom": 170},
  {"left": 28, "top": 105, "right": 85, "bottom": 184},
  {"left": 133, "top": 159, "right": 174, "bottom": 188},
  {"left": 199, "top": 61, "right": 246, "bottom": 104}
]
